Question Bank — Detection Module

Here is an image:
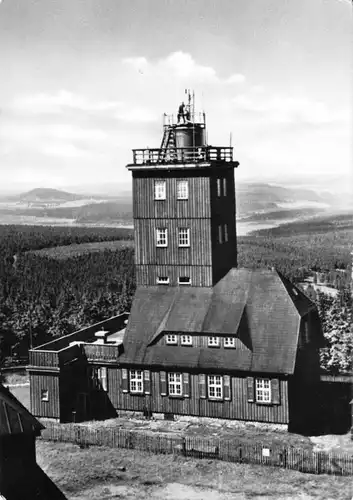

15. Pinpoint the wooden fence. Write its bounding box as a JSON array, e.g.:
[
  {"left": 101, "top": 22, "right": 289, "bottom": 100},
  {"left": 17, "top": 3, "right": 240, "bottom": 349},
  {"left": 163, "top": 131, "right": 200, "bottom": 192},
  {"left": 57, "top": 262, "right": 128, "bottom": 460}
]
[{"left": 39, "top": 421, "right": 353, "bottom": 476}]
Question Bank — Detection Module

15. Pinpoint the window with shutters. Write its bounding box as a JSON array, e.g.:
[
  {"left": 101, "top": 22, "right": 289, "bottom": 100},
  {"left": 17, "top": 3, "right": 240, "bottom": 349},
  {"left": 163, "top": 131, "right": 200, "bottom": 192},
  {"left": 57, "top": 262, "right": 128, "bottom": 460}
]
[
  {"left": 166, "top": 334, "right": 178, "bottom": 345},
  {"left": 178, "top": 228, "right": 190, "bottom": 247},
  {"left": 224, "top": 337, "right": 235, "bottom": 348},
  {"left": 177, "top": 180, "right": 188, "bottom": 199},
  {"left": 255, "top": 378, "right": 271, "bottom": 403},
  {"left": 156, "top": 228, "right": 168, "bottom": 247},
  {"left": 168, "top": 372, "right": 183, "bottom": 396},
  {"left": 208, "top": 336, "right": 219, "bottom": 347},
  {"left": 154, "top": 180, "right": 166, "bottom": 200},
  {"left": 41, "top": 389, "right": 49, "bottom": 402},
  {"left": 181, "top": 334, "right": 192, "bottom": 346},
  {"left": 130, "top": 369, "right": 143, "bottom": 393},
  {"left": 208, "top": 375, "right": 223, "bottom": 400}
]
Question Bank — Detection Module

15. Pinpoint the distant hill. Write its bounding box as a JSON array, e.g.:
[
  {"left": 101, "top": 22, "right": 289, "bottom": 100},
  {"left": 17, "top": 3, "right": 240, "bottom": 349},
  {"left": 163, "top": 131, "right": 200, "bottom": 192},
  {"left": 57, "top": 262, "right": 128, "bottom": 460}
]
[{"left": 19, "top": 188, "right": 86, "bottom": 203}]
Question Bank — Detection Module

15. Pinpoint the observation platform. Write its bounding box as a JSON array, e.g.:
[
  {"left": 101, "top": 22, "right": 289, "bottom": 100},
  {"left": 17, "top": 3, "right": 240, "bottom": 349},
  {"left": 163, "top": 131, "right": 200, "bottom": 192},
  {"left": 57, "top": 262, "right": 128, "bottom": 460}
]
[{"left": 127, "top": 146, "right": 238, "bottom": 170}]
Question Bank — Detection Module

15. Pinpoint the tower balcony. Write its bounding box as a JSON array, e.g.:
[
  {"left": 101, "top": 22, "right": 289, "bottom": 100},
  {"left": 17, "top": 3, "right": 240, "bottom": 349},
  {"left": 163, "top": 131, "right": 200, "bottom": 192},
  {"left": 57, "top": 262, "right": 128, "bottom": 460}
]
[{"left": 128, "top": 146, "right": 236, "bottom": 169}]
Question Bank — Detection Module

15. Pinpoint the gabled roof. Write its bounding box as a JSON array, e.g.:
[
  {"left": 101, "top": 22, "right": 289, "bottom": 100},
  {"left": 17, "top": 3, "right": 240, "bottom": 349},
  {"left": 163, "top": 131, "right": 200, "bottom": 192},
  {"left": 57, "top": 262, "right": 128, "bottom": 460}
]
[
  {"left": 0, "top": 384, "right": 44, "bottom": 437},
  {"left": 121, "top": 268, "right": 318, "bottom": 375}
]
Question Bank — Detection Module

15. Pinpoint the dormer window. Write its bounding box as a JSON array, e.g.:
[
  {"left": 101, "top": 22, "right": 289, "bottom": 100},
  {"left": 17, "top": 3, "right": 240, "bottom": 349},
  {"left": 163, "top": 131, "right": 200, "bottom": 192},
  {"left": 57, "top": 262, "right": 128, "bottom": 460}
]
[
  {"left": 166, "top": 334, "right": 178, "bottom": 345},
  {"left": 224, "top": 337, "right": 236, "bottom": 348},
  {"left": 177, "top": 180, "right": 188, "bottom": 199},
  {"left": 157, "top": 276, "right": 170, "bottom": 285},
  {"left": 181, "top": 335, "right": 192, "bottom": 346},
  {"left": 154, "top": 180, "right": 166, "bottom": 200},
  {"left": 178, "top": 276, "right": 191, "bottom": 285},
  {"left": 208, "top": 336, "right": 220, "bottom": 347}
]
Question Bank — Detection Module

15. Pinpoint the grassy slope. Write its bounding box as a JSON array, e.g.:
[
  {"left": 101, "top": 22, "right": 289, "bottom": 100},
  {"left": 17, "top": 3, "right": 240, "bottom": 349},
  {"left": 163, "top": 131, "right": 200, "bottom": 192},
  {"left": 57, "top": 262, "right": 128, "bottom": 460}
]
[{"left": 36, "top": 441, "right": 352, "bottom": 500}]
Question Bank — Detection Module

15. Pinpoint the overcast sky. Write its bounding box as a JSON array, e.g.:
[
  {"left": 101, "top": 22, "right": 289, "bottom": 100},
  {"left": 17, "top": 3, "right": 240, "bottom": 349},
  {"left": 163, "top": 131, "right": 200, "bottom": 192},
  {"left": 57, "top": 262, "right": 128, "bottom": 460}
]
[{"left": 0, "top": 0, "right": 351, "bottom": 194}]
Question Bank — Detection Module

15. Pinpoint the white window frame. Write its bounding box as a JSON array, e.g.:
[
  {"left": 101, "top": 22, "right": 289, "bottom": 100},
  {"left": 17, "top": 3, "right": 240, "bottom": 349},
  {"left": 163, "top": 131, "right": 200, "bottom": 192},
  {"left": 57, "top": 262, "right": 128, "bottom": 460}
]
[
  {"left": 154, "top": 180, "right": 166, "bottom": 200},
  {"left": 41, "top": 389, "right": 49, "bottom": 402},
  {"left": 208, "top": 336, "right": 220, "bottom": 347},
  {"left": 223, "top": 178, "right": 227, "bottom": 196},
  {"left": 156, "top": 228, "right": 168, "bottom": 247},
  {"left": 98, "top": 367, "right": 108, "bottom": 391},
  {"left": 218, "top": 225, "right": 223, "bottom": 244},
  {"left": 166, "top": 334, "right": 178, "bottom": 345},
  {"left": 177, "top": 180, "right": 189, "bottom": 200},
  {"left": 178, "top": 276, "right": 191, "bottom": 285},
  {"left": 168, "top": 372, "right": 183, "bottom": 396},
  {"left": 130, "top": 369, "right": 144, "bottom": 393},
  {"left": 178, "top": 228, "right": 190, "bottom": 247},
  {"left": 181, "top": 334, "right": 192, "bottom": 346},
  {"left": 217, "top": 178, "right": 222, "bottom": 197},
  {"left": 157, "top": 276, "right": 170, "bottom": 285},
  {"left": 224, "top": 224, "right": 228, "bottom": 242},
  {"left": 208, "top": 375, "right": 223, "bottom": 400},
  {"left": 224, "top": 337, "right": 236, "bottom": 348},
  {"left": 255, "top": 378, "right": 271, "bottom": 403}
]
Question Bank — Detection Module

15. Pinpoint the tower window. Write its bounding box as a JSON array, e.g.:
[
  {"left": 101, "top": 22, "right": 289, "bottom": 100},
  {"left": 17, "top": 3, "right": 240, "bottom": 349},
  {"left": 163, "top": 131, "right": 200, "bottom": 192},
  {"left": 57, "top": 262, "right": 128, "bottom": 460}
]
[
  {"left": 217, "top": 178, "right": 222, "bottom": 197},
  {"left": 177, "top": 180, "right": 189, "bottom": 199},
  {"left": 156, "top": 228, "right": 168, "bottom": 247},
  {"left": 178, "top": 228, "right": 190, "bottom": 247},
  {"left": 218, "top": 225, "right": 223, "bottom": 244},
  {"left": 223, "top": 178, "right": 227, "bottom": 197},
  {"left": 178, "top": 276, "right": 191, "bottom": 285},
  {"left": 157, "top": 276, "right": 170, "bottom": 285},
  {"left": 224, "top": 224, "right": 228, "bottom": 242},
  {"left": 154, "top": 180, "right": 166, "bottom": 200}
]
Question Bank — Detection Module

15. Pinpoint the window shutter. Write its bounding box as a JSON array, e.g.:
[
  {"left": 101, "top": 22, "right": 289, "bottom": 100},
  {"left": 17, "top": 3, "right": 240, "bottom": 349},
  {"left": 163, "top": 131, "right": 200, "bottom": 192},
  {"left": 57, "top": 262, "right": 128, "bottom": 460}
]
[
  {"left": 122, "top": 368, "right": 129, "bottom": 393},
  {"left": 144, "top": 370, "right": 151, "bottom": 395},
  {"left": 199, "top": 374, "right": 206, "bottom": 399},
  {"left": 271, "top": 378, "right": 280, "bottom": 405},
  {"left": 247, "top": 377, "right": 254, "bottom": 402},
  {"left": 160, "top": 371, "right": 167, "bottom": 396},
  {"left": 183, "top": 373, "right": 190, "bottom": 398},
  {"left": 224, "top": 375, "right": 231, "bottom": 401}
]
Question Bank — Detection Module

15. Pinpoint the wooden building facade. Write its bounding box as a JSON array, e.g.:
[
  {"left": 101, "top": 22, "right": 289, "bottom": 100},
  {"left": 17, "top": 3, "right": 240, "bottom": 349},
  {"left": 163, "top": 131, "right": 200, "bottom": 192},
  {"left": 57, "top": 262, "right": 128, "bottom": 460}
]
[{"left": 29, "top": 98, "right": 327, "bottom": 432}]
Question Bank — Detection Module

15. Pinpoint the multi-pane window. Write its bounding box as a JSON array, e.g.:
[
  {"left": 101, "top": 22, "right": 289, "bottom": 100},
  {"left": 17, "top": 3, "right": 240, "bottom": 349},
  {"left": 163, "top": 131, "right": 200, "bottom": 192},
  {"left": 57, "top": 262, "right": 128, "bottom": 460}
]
[
  {"left": 218, "top": 225, "right": 223, "bottom": 244},
  {"left": 168, "top": 372, "right": 182, "bottom": 396},
  {"left": 157, "top": 276, "right": 170, "bottom": 285},
  {"left": 41, "top": 389, "right": 49, "bottom": 402},
  {"left": 224, "top": 337, "right": 236, "bottom": 348},
  {"left": 178, "top": 228, "right": 190, "bottom": 247},
  {"left": 130, "top": 369, "right": 143, "bottom": 393},
  {"left": 224, "top": 224, "right": 228, "bottom": 242},
  {"left": 256, "top": 379, "right": 271, "bottom": 403},
  {"left": 98, "top": 367, "right": 108, "bottom": 391},
  {"left": 154, "top": 180, "right": 166, "bottom": 200},
  {"left": 178, "top": 276, "right": 191, "bottom": 285},
  {"left": 177, "top": 180, "right": 189, "bottom": 199},
  {"left": 208, "top": 375, "right": 223, "bottom": 399},
  {"left": 166, "top": 334, "right": 178, "bottom": 345},
  {"left": 181, "top": 335, "right": 192, "bottom": 346},
  {"left": 208, "top": 336, "right": 220, "bottom": 347},
  {"left": 156, "top": 228, "right": 168, "bottom": 247}
]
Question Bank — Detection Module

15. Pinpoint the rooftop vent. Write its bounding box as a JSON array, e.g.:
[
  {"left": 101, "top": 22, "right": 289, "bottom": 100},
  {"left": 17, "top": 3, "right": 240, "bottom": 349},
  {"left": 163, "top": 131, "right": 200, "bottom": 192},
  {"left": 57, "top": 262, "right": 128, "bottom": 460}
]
[{"left": 94, "top": 330, "right": 110, "bottom": 344}]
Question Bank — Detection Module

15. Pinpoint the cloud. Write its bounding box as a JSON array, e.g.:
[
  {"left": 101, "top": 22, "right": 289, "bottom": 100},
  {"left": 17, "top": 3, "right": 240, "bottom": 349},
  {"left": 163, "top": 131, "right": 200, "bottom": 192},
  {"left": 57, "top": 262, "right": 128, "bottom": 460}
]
[
  {"left": 13, "top": 90, "right": 122, "bottom": 115},
  {"left": 225, "top": 73, "right": 246, "bottom": 84}
]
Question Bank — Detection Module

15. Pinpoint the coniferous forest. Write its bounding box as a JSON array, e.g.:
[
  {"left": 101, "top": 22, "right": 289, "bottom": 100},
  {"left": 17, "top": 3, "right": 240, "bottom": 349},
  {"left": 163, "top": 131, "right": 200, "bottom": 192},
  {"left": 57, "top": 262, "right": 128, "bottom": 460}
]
[{"left": 0, "top": 220, "right": 352, "bottom": 374}]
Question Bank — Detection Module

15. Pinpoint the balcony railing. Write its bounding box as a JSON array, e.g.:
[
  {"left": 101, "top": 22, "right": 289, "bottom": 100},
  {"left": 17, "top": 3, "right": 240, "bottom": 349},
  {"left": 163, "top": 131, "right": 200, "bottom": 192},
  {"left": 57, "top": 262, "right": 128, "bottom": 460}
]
[
  {"left": 83, "top": 343, "right": 121, "bottom": 363},
  {"left": 29, "top": 350, "right": 59, "bottom": 368},
  {"left": 163, "top": 112, "right": 206, "bottom": 128},
  {"left": 131, "top": 146, "right": 234, "bottom": 166}
]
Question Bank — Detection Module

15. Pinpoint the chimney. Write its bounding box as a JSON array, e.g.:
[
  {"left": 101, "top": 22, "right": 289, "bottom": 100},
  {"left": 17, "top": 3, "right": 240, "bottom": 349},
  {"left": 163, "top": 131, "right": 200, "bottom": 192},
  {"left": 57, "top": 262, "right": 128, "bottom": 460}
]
[{"left": 94, "top": 330, "right": 110, "bottom": 345}]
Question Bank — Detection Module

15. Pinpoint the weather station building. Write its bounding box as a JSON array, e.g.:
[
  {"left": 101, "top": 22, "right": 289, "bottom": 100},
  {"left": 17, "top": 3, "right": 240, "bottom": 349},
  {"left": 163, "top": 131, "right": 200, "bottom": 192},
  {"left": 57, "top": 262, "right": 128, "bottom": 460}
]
[{"left": 28, "top": 93, "right": 325, "bottom": 432}]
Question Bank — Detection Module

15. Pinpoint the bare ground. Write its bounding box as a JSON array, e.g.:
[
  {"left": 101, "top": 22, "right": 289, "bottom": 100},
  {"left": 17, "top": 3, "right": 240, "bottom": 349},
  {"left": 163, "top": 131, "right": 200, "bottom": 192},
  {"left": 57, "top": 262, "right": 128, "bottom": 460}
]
[{"left": 37, "top": 441, "right": 353, "bottom": 500}]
